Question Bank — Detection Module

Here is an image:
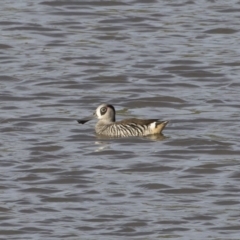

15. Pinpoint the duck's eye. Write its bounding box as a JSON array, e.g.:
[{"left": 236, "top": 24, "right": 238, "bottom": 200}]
[{"left": 100, "top": 107, "right": 107, "bottom": 115}]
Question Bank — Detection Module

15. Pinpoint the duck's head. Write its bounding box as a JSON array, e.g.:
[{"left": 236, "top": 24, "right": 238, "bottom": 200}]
[
  {"left": 77, "top": 104, "right": 116, "bottom": 124},
  {"left": 95, "top": 104, "right": 115, "bottom": 122}
]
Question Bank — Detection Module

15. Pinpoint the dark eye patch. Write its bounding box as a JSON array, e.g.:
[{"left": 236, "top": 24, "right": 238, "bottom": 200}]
[{"left": 100, "top": 107, "right": 107, "bottom": 115}]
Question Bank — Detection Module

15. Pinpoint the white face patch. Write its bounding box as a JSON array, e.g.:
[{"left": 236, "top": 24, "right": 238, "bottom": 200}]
[
  {"left": 94, "top": 104, "right": 116, "bottom": 122},
  {"left": 96, "top": 104, "right": 107, "bottom": 119},
  {"left": 96, "top": 107, "right": 101, "bottom": 119},
  {"left": 150, "top": 122, "right": 157, "bottom": 130}
]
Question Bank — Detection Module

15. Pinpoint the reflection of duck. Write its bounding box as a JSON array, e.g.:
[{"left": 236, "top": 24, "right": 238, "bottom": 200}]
[{"left": 78, "top": 104, "right": 168, "bottom": 137}]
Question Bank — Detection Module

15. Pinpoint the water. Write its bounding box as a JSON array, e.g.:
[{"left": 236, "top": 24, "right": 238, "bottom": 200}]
[{"left": 1, "top": 0, "right": 240, "bottom": 239}]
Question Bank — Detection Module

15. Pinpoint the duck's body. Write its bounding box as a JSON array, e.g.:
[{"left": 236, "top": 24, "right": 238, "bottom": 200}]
[
  {"left": 95, "top": 118, "right": 168, "bottom": 137},
  {"left": 78, "top": 104, "right": 168, "bottom": 137}
]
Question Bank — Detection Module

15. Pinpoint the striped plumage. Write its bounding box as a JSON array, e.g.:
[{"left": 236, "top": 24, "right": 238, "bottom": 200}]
[{"left": 78, "top": 104, "right": 168, "bottom": 137}]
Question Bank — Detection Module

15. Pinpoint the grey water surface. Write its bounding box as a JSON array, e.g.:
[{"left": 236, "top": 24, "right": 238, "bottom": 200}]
[{"left": 1, "top": 0, "right": 240, "bottom": 239}]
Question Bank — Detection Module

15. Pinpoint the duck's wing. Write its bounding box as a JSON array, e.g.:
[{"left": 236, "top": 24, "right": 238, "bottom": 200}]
[
  {"left": 116, "top": 118, "right": 161, "bottom": 125},
  {"left": 117, "top": 118, "right": 169, "bottom": 134}
]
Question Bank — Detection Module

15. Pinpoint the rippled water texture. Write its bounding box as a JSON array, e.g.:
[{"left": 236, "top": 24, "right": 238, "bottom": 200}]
[{"left": 1, "top": 0, "right": 240, "bottom": 239}]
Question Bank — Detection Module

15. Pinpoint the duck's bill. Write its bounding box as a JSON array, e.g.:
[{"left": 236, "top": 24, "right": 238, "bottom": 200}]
[{"left": 77, "top": 115, "right": 94, "bottom": 124}]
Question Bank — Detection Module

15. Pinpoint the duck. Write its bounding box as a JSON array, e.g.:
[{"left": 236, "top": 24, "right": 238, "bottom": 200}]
[{"left": 77, "top": 104, "right": 168, "bottom": 137}]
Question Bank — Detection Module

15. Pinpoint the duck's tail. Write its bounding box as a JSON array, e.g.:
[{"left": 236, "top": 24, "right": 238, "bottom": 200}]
[{"left": 153, "top": 121, "right": 169, "bottom": 134}]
